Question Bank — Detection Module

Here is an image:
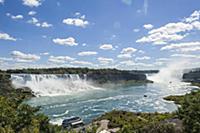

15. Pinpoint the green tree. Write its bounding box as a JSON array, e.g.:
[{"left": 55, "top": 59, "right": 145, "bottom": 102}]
[{"left": 177, "top": 93, "right": 200, "bottom": 133}]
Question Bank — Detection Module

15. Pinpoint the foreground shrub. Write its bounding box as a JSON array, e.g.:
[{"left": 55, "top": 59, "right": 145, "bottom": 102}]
[
  {"left": 177, "top": 91, "right": 200, "bottom": 133},
  {"left": 0, "top": 96, "right": 63, "bottom": 133}
]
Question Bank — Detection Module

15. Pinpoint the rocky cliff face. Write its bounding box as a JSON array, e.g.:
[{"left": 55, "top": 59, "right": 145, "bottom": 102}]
[
  {"left": 86, "top": 71, "right": 148, "bottom": 84},
  {"left": 183, "top": 68, "right": 200, "bottom": 83}
]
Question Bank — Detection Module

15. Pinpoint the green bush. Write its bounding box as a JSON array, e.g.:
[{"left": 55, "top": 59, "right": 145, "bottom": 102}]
[
  {"left": 0, "top": 96, "right": 64, "bottom": 133},
  {"left": 137, "top": 123, "right": 177, "bottom": 133},
  {"left": 96, "top": 110, "right": 176, "bottom": 132},
  {"left": 177, "top": 92, "right": 200, "bottom": 133}
]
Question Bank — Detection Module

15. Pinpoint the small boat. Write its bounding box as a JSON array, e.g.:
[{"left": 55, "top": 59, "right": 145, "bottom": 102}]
[
  {"left": 62, "top": 117, "right": 84, "bottom": 129},
  {"left": 144, "top": 95, "right": 147, "bottom": 97}
]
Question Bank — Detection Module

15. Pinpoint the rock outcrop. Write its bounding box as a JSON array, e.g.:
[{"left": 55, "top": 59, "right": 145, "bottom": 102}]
[
  {"left": 183, "top": 68, "right": 200, "bottom": 83},
  {"left": 86, "top": 71, "right": 148, "bottom": 84}
]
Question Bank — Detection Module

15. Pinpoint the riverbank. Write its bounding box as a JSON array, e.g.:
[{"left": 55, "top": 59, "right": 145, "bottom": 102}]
[
  {"left": 88, "top": 82, "right": 200, "bottom": 133},
  {"left": 164, "top": 83, "right": 200, "bottom": 104},
  {"left": 1, "top": 69, "right": 200, "bottom": 133}
]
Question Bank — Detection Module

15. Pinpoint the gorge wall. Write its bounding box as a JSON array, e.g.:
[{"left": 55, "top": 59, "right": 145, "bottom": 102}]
[
  {"left": 7, "top": 68, "right": 149, "bottom": 84},
  {"left": 183, "top": 68, "right": 200, "bottom": 83}
]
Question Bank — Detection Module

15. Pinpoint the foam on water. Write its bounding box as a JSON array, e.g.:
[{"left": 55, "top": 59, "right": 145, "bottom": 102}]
[
  {"left": 26, "top": 82, "right": 197, "bottom": 125},
  {"left": 52, "top": 110, "right": 69, "bottom": 118},
  {"left": 147, "top": 60, "right": 192, "bottom": 91}
]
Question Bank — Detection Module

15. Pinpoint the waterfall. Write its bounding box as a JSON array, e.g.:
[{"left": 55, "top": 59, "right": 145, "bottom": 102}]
[
  {"left": 148, "top": 67, "right": 183, "bottom": 84},
  {"left": 147, "top": 60, "right": 192, "bottom": 91},
  {"left": 148, "top": 60, "right": 190, "bottom": 84},
  {"left": 11, "top": 74, "right": 100, "bottom": 97}
]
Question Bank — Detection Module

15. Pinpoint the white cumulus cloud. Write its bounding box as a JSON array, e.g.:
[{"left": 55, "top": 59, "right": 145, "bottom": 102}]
[
  {"left": 40, "top": 52, "right": 49, "bottom": 55},
  {"left": 135, "top": 56, "right": 151, "bottom": 61},
  {"left": 136, "top": 22, "right": 192, "bottom": 45},
  {"left": 121, "top": 47, "right": 137, "bottom": 54},
  {"left": 0, "top": 0, "right": 4, "bottom": 4},
  {"left": 41, "top": 22, "right": 53, "bottom": 28},
  {"left": 0, "top": 57, "right": 13, "bottom": 62},
  {"left": 63, "top": 14, "right": 89, "bottom": 28},
  {"left": 143, "top": 24, "right": 154, "bottom": 30},
  {"left": 161, "top": 41, "right": 200, "bottom": 52},
  {"left": 22, "top": 0, "right": 42, "bottom": 7},
  {"left": 121, "top": 0, "right": 132, "bottom": 6},
  {"left": 133, "top": 29, "right": 140, "bottom": 32},
  {"left": 117, "top": 54, "right": 132, "bottom": 59},
  {"left": 0, "top": 33, "right": 16, "bottom": 41},
  {"left": 78, "top": 51, "right": 98, "bottom": 56},
  {"left": 138, "top": 50, "right": 145, "bottom": 54},
  {"left": 27, "top": 17, "right": 39, "bottom": 24},
  {"left": 117, "top": 47, "right": 137, "bottom": 59},
  {"left": 28, "top": 11, "right": 37, "bottom": 16},
  {"left": 48, "top": 56, "right": 75, "bottom": 64},
  {"left": 6, "top": 13, "right": 23, "bottom": 20},
  {"left": 183, "top": 10, "right": 200, "bottom": 23},
  {"left": 71, "top": 61, "right": 93, "bottom": 66},
  {"left": 98, "top": 57, "right": 113, "bottom": 65},
  {"left": 136, "top": 10, "right": 200, "bottom": 45},
  {"left": 120, "top": 60, "right": 135, "bottom": 66},
  {"left": 11, "top": 51, "right": 40, "bottom": 62},
  {"left": 119, "top": 60, "right": 153, "bottom": 67},
  {"left": 27, "top": 17, "right": 53, "bottom": 28},
  {"left": 178, "top": 46, "right": 200, "bottom": 52},
  {"left": 12, "top": 15, "right": 23, "bottom": 20},
  {"left": 99, "top": 44, "right": 113, "bottom": 50},
  {"left": 171, "top": 54, "right": 200, "bottom": 59},
  {"left": 53, "top": 37, "right": 78, "bottom": 46}
]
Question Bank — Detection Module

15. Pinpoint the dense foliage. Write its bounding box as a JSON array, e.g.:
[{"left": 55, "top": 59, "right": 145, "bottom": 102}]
[
  {"left": 6, "top": 67, "right": 158, "bottom": 75},
  {"left": 0, "top": 73, "right": 66, "bottom": 133},
  {"left": 165, "top": 83, "right": 200, "bottom": 133},
  {"left": 136, "top": 123, "right": 178, "bottom": 133},
  {"left": 177, "top": 90, "right": 200, "bottom": 133},
  {"left": 95, "top": 110, "right": 178, "bottom": 133},
  {"left": 164, "top": 95, "right": 184, "bottom": 104},
  {"left": 0, "top": 96, "right": 64, "bottom": 133}
]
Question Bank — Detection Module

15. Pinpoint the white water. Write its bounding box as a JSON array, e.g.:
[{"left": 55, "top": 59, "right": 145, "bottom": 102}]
[
  {"left": 147, "top": 61, "right": 193, "bottom": 91},
  {"left": 148, "top": 61, "right": 189, "bottom": 84},
  {"left": 11, "top": 74, "right": 101, "bottom": 97},
  {"left": 10, "top": 66, "right": 199, "bottom": 125}
]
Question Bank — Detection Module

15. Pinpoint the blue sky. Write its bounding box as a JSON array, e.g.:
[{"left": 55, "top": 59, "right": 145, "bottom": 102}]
[{"left": 0, "top": 0, "right": 200, "bottom": 70}]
